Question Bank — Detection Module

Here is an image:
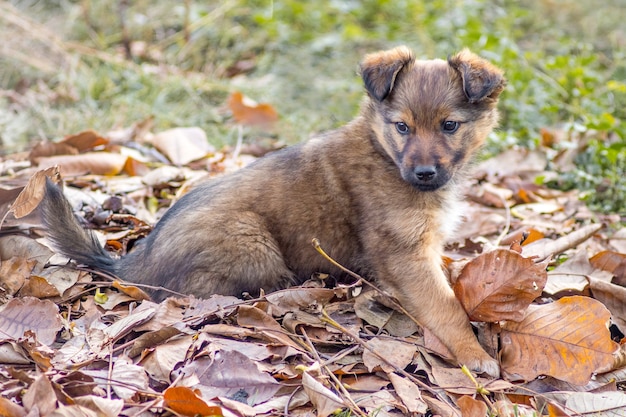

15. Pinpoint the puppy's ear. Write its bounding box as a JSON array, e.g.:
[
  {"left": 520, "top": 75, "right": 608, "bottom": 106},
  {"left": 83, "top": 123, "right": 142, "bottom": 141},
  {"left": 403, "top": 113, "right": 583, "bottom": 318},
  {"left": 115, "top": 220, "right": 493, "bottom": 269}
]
[
  {"left": 448, "top": 49, "right": 506, "bottom": 103},
  {"left": 360, "top": 46, "right": 414, "bottom": 102}
]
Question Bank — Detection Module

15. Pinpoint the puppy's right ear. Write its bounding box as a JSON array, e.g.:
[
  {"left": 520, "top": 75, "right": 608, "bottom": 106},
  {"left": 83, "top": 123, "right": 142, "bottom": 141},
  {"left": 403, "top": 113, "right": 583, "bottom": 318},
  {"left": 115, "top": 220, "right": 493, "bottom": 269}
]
[{"left": 360, "top": 46, "right": 414, "bottom": 102}]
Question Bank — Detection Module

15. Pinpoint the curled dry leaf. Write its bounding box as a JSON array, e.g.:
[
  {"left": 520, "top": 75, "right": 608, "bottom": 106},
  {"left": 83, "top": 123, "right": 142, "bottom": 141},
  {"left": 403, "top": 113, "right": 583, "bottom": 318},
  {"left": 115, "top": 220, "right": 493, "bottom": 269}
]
[
  {"left": 500, "top": 296, "right": 618, "bottom": 385},
  {"left": 163, "top": 386, "right": 223, "bottom": 417},
  {"left": 301, "top": 371, "right": 345, "bottom": 417},
  {"left": 177, "top": 349, "right": 280, "bottom": 406},
  {"left": 10, "top": 167, "right": 60, "bottom": 219},
  {"left": 151, "top": 127, "right": 215, "bottom": 166},
  {"left": 227, "top": 91, "right": 278, "bottom": 128},
  {"left": 0, "top": 297, "right": 62, "bottom": 345},
  {"left": 564, "top": 391, "right": 626, "bottom": 415},
  {"left": 453, "top": 249, "right": 547, "bottom": 322},
  {"left": 588, "top": 278, "right": 626, "bottom": 333},
  {"left": 590, "top": 250, "right": 626, "bottom": 285},
  {"left": 37, "top": 152, "right": 129, "bottom": 176},
  {"left": 521, "top": 223, "right": 604, "bottom": 261},
  {"left": 456, "top": 395, "right": 488, "bottom": 417}
]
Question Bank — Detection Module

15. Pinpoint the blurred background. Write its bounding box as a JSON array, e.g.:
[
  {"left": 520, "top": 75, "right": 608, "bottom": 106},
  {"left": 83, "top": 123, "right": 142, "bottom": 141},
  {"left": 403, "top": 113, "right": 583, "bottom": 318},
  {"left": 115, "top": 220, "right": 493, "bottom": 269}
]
[{"left": 1, "top": 0, "right": 625, "bottom": 211}]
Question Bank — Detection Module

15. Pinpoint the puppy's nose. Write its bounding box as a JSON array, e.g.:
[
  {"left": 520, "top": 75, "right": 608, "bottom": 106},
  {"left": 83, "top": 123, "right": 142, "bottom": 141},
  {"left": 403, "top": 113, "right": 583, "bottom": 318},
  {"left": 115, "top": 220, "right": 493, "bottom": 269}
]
[{"left": 414, "top": 166, "right": 437, "bottom": 183}]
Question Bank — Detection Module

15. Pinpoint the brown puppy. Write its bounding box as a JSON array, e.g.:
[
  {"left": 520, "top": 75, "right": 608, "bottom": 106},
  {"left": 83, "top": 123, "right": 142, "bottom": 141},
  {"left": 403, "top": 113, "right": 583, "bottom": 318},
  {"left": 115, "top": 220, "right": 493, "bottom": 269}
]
[{"left": 41, "top": 46, "right": 505, "bottom": 376}]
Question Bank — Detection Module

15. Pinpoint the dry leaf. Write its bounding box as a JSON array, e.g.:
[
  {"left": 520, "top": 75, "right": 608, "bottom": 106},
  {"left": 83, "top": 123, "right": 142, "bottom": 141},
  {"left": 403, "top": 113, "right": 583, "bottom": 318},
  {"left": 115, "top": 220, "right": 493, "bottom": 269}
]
[
  {"left": 387, "top": 373, "right": 427, "bottom": 413},
  {"left": 22, "top": 375, "right": 57, "bottom": 415},
  {"left": 301, "top": 371, "right": 344, "bottom": 417},
  {"left": 228, "top": 91, "right": 278, "bottom": 127},
  {"left": 590, "top": 250, "right": 626, "bottom": 285},
  {"left": 72, "top": 396, "right": 124, "bottom": 417},
  {"left": 457, "top": 395, "right": 488, "bottom": 417},
  {"left": 178, "top": 349, "right": 280, "bottom": 406},
  {"left": 0, "top": 235, "right": 54, "bottom": 273},
  {"left": 37, "top": 152, "right": 129, "bottom": 176},
  {"left": 565, "top": 391, "right": 626, "bottom": 415},
  {"left": 0, "top": 297, "right": 62, "bottom": 345},
  {"left": 60, "top": 130, "right": 109, "bottom": 151},
  {"left": 10, "top": 167, "right": 60, "bottom": 219},
  {"left": 0, "top": 397, "right": 26, "bottom": 417},
  {"left": 588, "top": 278, "right": 626, "bottom": 333},
  {"left": 0, "top": 257, "right": 35, "bottom": 295},
  {"left": 454, "top": 249, "right": 547, "bottom": 322},
  {"left": 110, "top": 358, "right": 150, "bottom": 399},
  {"left": 151, "top": 127, "right": 215, "bottom": 166},
  {"left": 163, "top": 386, "right": 223, "bottom": 417},
  {"left": 501, "top": 296, "right": 618, "bottom": 385},
  {"left": 362, "top": 337, "right": 416, "bottom": 372},
  {"left": 522, "top": 223, "right": 604, "bottom": 261}
]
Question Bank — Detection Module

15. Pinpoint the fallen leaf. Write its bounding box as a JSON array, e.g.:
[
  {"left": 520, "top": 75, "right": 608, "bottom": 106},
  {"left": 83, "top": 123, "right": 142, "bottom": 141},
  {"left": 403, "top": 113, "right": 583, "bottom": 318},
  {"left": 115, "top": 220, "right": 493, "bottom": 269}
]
[
  {"left": 22, "top": 375, "right": 57, "bottom": 415},
  {"left": 301, "top": 371, "right": 345, "bottom": 417},
  {"left": 588, "top": 278, "right": 626, "bottom": 333},
  {"left": 72, "top": 396, "right": 124, "bottom": 417},
  {"left": 387, "top": 372, "right": 427, "bottom": 414},
  {"left": 37, "top": 152, "right": 129, "bottom": 176},
  {"left": 228, "top": 91, "right": 278, "bottom": 128},
  {"left": 151, "top": 127, "right": 215, "bottom": 166},
  {"left": 362, "top": 337, "right": 416, "bottom": 372},
  {"left": 454, "top": 249, "right": 547, "bottom": 322},
  {"left": 565, "top": 391, "right": 626, "bottom": 415},
  {"left": 110, "top": 357, "right": 151, "bottom": 399},
  {"left": 522, "top": 223, "right": 604, "bottom": 261},
  {"left": 178, "top": 350, "right": 280, "bottom": 406},
  {"left": 590, "top": 250, "right": 626, "bottom": 285},
  {"left": 60, "top": 130, "right": 109, "bottom": 151},
  {"left": 500, "top": 296, "right": 618, "bottom": 385},
  {"left": 0, "top": 235, "right": 54, "bottom": 273},
  {"left": 0, "top": 297, "right": 62, "bottom": 345},
  {"left": 457, "top": 395, "right": 488, "bottom": 417},
  {"left": 0, "top": 397, "right": 26, "bottom": 417},
  {"left": 10, "top": 167, "right": 60, "bottom": 219},
  {"left": 163, "top": 386, "right": 223, "bottom": 417},
  {"left": 0, "top": 257, "right": 35, "bottom": 295}
]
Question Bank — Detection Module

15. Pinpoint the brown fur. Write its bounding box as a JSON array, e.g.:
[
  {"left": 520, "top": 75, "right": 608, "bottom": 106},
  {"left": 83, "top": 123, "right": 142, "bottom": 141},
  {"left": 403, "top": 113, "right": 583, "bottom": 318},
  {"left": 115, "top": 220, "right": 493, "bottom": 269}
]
[{"left": 41, "top": 47, "right": 505, "bottom": 376}]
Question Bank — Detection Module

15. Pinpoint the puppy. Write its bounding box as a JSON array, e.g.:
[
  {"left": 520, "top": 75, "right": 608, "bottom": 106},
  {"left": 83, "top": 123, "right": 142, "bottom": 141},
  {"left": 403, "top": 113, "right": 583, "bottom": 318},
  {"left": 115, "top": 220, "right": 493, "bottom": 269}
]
[{"left": 41, "top": 46, "right": 505, "bottom": 376}]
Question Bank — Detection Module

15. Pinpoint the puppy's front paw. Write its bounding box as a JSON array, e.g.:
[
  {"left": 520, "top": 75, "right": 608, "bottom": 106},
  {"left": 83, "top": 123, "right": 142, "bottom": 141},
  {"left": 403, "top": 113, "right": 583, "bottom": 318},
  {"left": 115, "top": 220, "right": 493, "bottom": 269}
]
[{"left": 457, "top": 350, "right": 500, "bottom": 378}]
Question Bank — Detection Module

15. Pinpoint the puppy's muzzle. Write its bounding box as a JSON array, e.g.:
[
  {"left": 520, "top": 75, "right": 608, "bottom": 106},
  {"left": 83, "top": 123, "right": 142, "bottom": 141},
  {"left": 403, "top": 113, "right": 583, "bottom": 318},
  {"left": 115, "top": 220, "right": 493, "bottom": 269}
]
[{"left": 409, "top": 165, "right": 448, "bottom": 191}]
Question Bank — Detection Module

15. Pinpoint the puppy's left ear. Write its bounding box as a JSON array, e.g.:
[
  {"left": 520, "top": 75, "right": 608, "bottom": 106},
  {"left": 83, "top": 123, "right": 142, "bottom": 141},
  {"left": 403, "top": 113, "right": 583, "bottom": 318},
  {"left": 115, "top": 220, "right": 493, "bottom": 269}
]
[
  {"left": 360, "top": 46, "right": 415, "bottom": 102},
  {"left": 448, "top": 49, "right": 506, "bottom": 103}
]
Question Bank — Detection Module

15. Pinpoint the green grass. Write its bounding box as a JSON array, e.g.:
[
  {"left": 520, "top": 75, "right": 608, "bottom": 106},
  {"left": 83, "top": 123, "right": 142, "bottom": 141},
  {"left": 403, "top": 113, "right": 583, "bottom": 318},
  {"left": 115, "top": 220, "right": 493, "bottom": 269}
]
[{"left": 1, "top": 0, "right": 625, "bottom": 212}]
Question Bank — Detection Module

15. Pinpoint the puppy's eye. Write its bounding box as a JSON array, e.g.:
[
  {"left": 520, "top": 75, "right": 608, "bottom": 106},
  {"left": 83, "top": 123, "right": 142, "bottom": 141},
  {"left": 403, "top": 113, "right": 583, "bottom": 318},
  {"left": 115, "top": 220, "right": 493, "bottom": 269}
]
[
  {"left": 442, "top": 121, "right": 460, "bottom": 133},
  {"left": 395, "top": 122, "right": 410, "bottom": 135}
]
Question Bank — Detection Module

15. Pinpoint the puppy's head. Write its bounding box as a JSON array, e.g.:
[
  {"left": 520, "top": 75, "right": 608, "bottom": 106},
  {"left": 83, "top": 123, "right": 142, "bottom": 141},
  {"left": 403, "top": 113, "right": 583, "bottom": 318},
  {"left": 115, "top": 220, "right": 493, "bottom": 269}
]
[{"left": 360, "top": 47, "right": 506, "bottom": 191}]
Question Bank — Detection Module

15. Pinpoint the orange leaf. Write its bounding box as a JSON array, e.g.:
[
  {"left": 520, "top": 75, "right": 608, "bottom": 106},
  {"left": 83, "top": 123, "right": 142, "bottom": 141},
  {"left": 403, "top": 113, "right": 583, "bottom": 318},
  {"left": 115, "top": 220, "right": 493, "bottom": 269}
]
[
  {"left": 10, "top": 167, "right": 60, "bottom": 219},
  {"left": 227, "top": 91, "right": 278, "bottom": 127},
  {"left": 60, "top": 129, "right": 109, "bottom": 151},
  {"left": 37, "top": 152, "right": 128, "bottom": 176},
  {"left": 163, "top": 386, "right": 223, "bottom": 417},
  {"left": 453, "top": 249, "right": 547, "bottom": 322},
  {"left": 457, "top": 395, "right": 488, "bottom": 417},
  {"left": 590, "top": 250, "right": 626, "bottom": 283},
  {"left": 500, "top": 296, "right": 618, "bottom": 385}
]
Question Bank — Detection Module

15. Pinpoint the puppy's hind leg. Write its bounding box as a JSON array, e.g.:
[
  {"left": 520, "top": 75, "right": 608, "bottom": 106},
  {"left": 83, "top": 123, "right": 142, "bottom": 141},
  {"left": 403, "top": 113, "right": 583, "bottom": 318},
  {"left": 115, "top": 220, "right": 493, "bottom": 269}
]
[{"left": 180, "top": 211, "right": 295, "bottom": 298}]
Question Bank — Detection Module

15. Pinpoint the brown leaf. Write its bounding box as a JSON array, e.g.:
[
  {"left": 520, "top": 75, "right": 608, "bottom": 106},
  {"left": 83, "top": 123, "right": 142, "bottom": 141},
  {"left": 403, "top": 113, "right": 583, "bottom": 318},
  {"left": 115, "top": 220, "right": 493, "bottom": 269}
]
[
  {"left": 0, "top": 297, "right": 62, "bottom": 345},
  {"left": 9, "top": 167, "right": 61, "bottom": 219},
  {"left": 590, "top": 250, "right": 626, "bottom": 285},
  {"left": 28, "top": 141, "right": 79, "bottom": 164},
  {"left": 60, "top": 130, "right": 109, "bottom": 151},
  {"left": 37, "top": 152, "right": 129, "bottom": 176},
  {"left": 387, "top": 373, "right": 427, "bottom": 414},
  {"left": 22, "top": 375, "right": 57, "bottom": 415},
  {"left": 301, "top": 371, "right": 345, "bottom": 417},
  {"left": 457, "top": 395, "right": 488, "bottom": 417},
  {"left": 453, "top": 249, "right": 547, "bottom": 322},
  {"left": 0, "top": 257, "right": 35, "bottom": 295},
  {"left": 177, "top": 350, "right": 280, "bottom": 406},
  {"left": 163, "top": 386, "right": 223, "bottom": 417},
  {"left": 500, "top": 296, "right": 618, "bottom": 385},
  {"left": 227, "top": 91, "right": 278, "bottom": 127},
  {"left": 521, "top": 223, "right": 604, "bottom": 261},
  {"left": 151, "top": 127, "right": 215, "bottom": 166},
  {"left": 0, "top": 397, "right": 26, "bottom": 417},
  {"left": 19, "top": 275, "right": 60, "bottom": 298},
  {"left": 588, "top": 278, "right": 626, "bottom": 333},
  {"left": 0, "top": 235, "right": 54, "bottom": 274}
]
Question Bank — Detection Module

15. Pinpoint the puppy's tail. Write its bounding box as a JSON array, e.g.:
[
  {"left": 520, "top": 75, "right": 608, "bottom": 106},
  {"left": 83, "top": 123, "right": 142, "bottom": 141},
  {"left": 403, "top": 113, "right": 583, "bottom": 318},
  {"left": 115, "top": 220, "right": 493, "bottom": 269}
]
[{"left": 41, "top": 178, "right": 118, "bottom": 275}]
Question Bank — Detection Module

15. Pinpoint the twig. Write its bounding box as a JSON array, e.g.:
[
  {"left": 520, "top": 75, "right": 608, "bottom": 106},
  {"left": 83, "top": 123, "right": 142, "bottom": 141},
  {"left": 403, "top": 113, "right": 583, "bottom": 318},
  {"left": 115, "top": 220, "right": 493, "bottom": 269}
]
[
  {"left": 320, "top": 309, "right": 456, "bottom": 411},
  {"left": 300, "top": 329, "right": 368, "bottom": 417},
  {"left": 311, "top": 238, "right": 421, "bottom": 326}
]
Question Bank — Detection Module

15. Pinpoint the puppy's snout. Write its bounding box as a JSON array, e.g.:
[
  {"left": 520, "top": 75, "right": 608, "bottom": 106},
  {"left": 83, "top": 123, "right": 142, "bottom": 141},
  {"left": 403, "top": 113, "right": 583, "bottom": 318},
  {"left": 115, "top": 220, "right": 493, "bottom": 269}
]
[{"left": 414, "top": 166, "right": 437, "bottom": 183}]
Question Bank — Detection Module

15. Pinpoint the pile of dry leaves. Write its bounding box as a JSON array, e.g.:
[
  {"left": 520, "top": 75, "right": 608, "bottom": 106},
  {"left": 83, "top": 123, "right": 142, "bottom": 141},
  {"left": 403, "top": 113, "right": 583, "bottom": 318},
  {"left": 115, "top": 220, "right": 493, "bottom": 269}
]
[{"left": 0, "top": 96, "right": 626, "bottom": 416}]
